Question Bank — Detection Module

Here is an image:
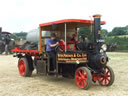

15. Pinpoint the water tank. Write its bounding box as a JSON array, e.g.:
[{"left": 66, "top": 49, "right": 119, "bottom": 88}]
[{"left": 26, "top": 28, "right": 50, "bottom": 43}]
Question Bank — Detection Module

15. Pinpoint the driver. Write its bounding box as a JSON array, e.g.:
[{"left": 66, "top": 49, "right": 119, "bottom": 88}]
[
  {"left": 46, "top": 33, "right": 59, "bottom": 72},
  {"left": 71, "top": 34, "right": 77, "bottom": 41}
]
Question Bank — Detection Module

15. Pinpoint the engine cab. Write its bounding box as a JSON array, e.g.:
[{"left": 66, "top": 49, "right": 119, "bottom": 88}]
[{"left": 38, "top": 15, "right": 108, "bottom": 73}]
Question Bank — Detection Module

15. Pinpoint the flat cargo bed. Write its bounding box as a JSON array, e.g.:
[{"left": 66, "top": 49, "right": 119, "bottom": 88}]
[{"left": 11, "top": 48, "right": 40, "bottom": 54}]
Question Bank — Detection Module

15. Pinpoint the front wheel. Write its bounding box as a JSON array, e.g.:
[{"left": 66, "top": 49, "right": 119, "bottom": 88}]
[
  {"left": 18, "top": 57, "right": 33, "bottom": 77},
  {"left": 75, "top": 67, "right": 92, "bottom": 90},
  {"left": 98, "top": 65, "right": 115, "bottom": 86}
]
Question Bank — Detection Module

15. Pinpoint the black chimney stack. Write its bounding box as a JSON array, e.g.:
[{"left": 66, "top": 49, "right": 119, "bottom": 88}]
[
  {"left": 0, "top": 27, "right": 2, "bottom": 40},
  {"left": 93, "top": 14, "right": 101, "bottom": 43}
]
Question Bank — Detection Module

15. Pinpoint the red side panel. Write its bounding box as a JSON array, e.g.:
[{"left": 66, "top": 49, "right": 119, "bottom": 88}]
[{"left": 11, "top": 48, "right": 40, "bottom": 53}]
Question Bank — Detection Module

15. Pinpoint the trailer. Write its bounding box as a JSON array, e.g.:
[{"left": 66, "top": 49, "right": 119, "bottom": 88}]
[{"left": 12, "top": 15, "right": 114, "bottom": 90}]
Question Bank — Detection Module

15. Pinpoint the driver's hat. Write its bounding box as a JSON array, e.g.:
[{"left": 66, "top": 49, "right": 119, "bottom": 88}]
[{"left": 51, "top": 33, "right": 56, "bottom": 37}]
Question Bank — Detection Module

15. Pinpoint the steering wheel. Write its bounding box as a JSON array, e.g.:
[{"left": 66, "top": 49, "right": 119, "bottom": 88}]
[
  {"left": 55, "top": 44, "right": 64, "bottom": 52},
  {"left": 55, "top": 40, "right": 65, "bottom": 52}
]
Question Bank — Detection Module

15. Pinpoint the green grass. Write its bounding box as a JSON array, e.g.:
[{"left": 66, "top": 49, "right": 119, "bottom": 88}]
[
  {"left": 110, "top": 35, "right": 128, "bottom": 38},
  {"left": 107, "top": 52, "right": 128, "bottom": 57}
]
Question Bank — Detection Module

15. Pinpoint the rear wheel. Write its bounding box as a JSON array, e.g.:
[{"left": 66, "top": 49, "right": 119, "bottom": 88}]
[
  {"left": 18, "top": 57, "right": 33, "bottom": 77},
  {"left": 75, "top": 67, "right": 92, "bottom": 90},
  {"left": 98, "top": 65, "right": 114, "bottom": 86},
  {"left": 26, "top": 56, "right": 34, "bottom": 71}
]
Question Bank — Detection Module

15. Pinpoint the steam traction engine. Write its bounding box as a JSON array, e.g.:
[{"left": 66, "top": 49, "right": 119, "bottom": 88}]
[{"left": 12, "top": 14, "right": 115, "bottom": 90}]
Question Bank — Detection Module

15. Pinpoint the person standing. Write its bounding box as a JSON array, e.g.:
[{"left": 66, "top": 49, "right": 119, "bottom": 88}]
[
  {"left": 4, "top": 34, "right": 11, "bottom": 55},
  {"left": 46, "top": 33, "right": 59, "bottom": 71}
]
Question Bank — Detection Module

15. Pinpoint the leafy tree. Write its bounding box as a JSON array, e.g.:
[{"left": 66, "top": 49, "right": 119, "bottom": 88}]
[
  {"left": 78, "top": 26, "right": 94, "bottom": 42},
  {"left": 13, "top": 31, "right": 27, "bottom": 40},
  {"left": 101, "top": 29, "right": 108, "bottom": 36},
  {"left": 126, "top": 25, "right": 128, "bottom": 35},
  {"left": 10, "top": 34, "right": 20, "bottom": 40},
  {"left": 78, "top": 27, "right": 90, "bottom": 36},
  {"left": 111, "top": 27, "right": 126, "bottom": 36}
]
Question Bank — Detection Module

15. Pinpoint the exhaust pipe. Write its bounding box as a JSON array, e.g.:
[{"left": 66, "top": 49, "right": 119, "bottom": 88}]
[
  {"left": 93, "top": 14, "right": 101, "bottom": 43},
  {"left": 0, "top": 27, "right": 2, "bottom": 40}
]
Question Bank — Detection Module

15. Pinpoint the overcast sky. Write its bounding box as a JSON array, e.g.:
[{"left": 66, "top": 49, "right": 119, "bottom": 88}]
[{"left": 0, "top": 0, "right": 127, "bottom": 33}]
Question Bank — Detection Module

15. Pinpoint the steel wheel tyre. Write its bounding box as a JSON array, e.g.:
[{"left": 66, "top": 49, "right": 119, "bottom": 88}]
[
  {"left": 98, "top": 65, "right": 115, "bottom": 86},
  {"left": 75, "top": 67, "right": 92, "bottom": 90},
  {"left": 18, "top": 57, "right": 32, "bottom": 77}
]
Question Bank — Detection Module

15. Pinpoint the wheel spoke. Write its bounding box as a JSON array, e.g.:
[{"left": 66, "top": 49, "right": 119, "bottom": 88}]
[
  {"left": 106, "top": 75, "right": 110, "bottom": 77},
  {"left": 104, "top": 68, "right": 106, "bottom": 73},
  {"left": 76, "top": 75, "right": 81, "bottom": 81},
  {"left": 82, "top": 70, "right": 85, "bottom": 75},
  {"left": 100, "top": 78, "right": 104, "bottom": 84},
  {"left": 78, "top": 80, "right": 83, "bottom": 87},
  {"left": 106, "top": 70, "right": 110, "bottom": 75},
  {"left": 105, "top": 79, "right": 107, "bottom": 85},
  {"left": 106, "top": 78, "right": 110, "bottom": 82},
  {"left": 78, "top": 70, "right": 82, "bottom": 76},
  {"left": 84, "top": 80, "right": 87, "bottom": 86},
  {"left": 83, "top": 74, "right": 88, "bottom": 80},
  {"left": 77, "top": 80, "right": 81, "bottom": 84},
  {"left": 81, "top": 81, "right": 84, "bottom": 88}
]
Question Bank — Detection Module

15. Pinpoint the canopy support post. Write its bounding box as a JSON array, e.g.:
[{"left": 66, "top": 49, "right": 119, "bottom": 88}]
[
  {"left": 64, "top": 23, "right": 67, "bottom": 52},
  {"left": 39, "top": 27, "right": 42, "bottom": 54}
]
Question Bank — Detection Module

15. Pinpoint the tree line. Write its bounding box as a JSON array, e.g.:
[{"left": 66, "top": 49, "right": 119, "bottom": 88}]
[
  {"left": 102, "top": 25, "right": 128, "bottom": 36},
  {"left": 11, "top": 31, "right": 27, "bottom": 40}
]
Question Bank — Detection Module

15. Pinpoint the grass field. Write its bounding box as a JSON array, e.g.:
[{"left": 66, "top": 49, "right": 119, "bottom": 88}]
[
  {"left": 0, "top": 52, "right": 128, "bottom": 96},
  {"left": 110, "top": 35, "right": 128, "bottom": 38}
]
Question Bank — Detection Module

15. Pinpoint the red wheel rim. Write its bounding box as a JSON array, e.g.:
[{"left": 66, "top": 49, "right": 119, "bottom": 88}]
[
  {"left": 18, "top": 59, "right": 26, "bottom": 76},
  {"left": 99, "top": 67, "right": 111, "bottom": 85},
  {"left": 75, "top": 69, "right": 88, "bottom": 88}
]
